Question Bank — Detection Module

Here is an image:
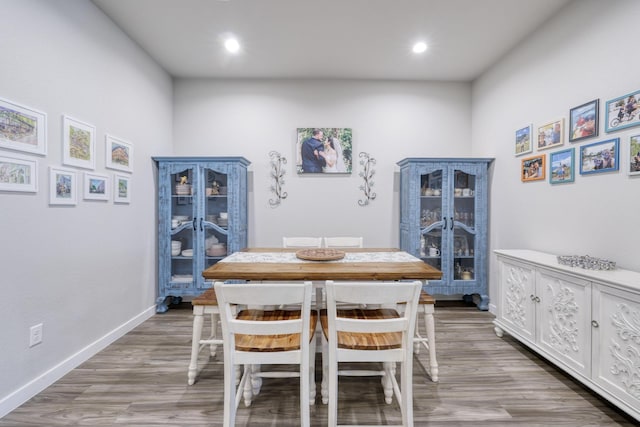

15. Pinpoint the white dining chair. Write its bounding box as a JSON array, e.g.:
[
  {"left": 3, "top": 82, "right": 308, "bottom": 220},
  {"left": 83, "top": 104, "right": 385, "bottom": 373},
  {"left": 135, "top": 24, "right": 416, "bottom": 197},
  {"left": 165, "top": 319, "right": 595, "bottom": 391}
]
[
  {"left": 323, "top": 236, "right": 364, "bottom": 248},
  {"left": 214, "top": 281, "right": 317, "bottom": 427},
  {"left": 321, "top": 280, "right": 421, "bottom": 427},
  {"left": 282, "top": 236, "right": 323, "bottom": 248}
]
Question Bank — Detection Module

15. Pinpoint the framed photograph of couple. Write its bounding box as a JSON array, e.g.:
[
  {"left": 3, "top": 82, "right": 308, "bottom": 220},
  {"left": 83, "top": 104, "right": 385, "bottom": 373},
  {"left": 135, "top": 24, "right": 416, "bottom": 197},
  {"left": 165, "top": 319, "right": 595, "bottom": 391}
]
[
  {"left": 579, "top": 138, "right": 619, "bottom": 175},
  {"left": 549, "top": 148, "right": 575, "bottom": 184},
  {"left": 521, "top": 154, "right": 545, "bottom": 182},
  {"left": 569, "top": 99, "right": 598, "bottom": 142},
  {"left": 296, "top": 128, "right": 352, "bottom": 174}
]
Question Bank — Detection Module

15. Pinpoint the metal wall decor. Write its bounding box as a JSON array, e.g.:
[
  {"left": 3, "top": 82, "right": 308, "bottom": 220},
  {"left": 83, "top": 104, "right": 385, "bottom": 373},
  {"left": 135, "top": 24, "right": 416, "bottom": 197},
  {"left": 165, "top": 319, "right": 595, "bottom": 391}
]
[
  {"left": 358, "top": 152, "right": 376, "bottom": 206},
  {"left": 268, "top": 151, "right": 287, "bottom": 207}
]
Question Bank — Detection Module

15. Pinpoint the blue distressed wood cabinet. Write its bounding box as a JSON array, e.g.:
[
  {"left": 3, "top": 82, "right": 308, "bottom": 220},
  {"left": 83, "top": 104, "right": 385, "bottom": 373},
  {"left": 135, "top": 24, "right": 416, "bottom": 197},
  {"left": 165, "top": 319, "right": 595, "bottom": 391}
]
[
  {"left": 153, "top": 157, "right": 250, "bottom": 312},
  {"left": 398, "top": 158, "right": 493, "bottom": 310}
]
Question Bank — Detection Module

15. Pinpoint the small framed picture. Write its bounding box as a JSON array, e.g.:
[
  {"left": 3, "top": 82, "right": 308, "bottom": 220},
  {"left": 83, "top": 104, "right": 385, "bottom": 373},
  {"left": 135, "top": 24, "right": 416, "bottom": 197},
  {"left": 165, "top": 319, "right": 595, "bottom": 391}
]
[
  {"left": 105, "top": 134, "right": 133, "bottom": 173},
  {"left": 580, "top": 138, "right": 619, "bottom": 175},
  {"left": 549, "top": 148, "right": 575, "bottom": 184},
  {"left": 49, "top": 166, "right": 77, "bottom": 205},
  {"left": 0, "top": 153, "right": 38, "bottom": 192},
  {"left": 521, "top": 154, "right": 546, "bottom": 182},
  {"left": 83, "top": 172, "right": 109, "bottom": 200},
  {"left": 113, "top": 173, "right": 131, "bottom": 203},
  {"left": 569, "top": 99, "right": 599, "bottom": 142},
  {"left": 627, "top": 134, "right": 640, "bottom": 176},
  {"left": 0, "top": 97, "right": 47, "bottom": 155},
  {"left": 62, "top": 115, "right": 96, "bottom": 170},
  {"left": 605, "top": 89, "right": 640, "bottom": 132},
  {"left": 537, "top": 119, "right": 564, "bottom": 150},
  {"left": 515, "top": 124, "right": 533, "bottom": 156}
]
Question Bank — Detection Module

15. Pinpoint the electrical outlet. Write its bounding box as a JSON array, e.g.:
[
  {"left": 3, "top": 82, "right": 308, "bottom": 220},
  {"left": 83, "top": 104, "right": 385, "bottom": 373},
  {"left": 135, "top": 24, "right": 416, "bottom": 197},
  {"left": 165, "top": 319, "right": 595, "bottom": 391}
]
[{"left": 29, "top": 323, "right": 43, "bottom": 347}]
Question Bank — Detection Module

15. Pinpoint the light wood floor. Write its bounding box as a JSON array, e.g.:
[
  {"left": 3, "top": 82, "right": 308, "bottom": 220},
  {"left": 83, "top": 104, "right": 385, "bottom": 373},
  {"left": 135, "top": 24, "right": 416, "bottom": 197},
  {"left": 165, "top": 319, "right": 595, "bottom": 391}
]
[{"left": 2, "top": 302, "right": 636, "bottom": 426}]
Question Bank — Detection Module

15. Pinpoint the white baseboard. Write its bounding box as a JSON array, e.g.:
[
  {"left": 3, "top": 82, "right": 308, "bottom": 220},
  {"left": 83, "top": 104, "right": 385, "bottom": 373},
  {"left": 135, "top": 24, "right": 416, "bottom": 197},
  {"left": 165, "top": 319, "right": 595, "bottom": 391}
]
[{"left": 0, "top": 305, "right": 156, "bottom": 419}]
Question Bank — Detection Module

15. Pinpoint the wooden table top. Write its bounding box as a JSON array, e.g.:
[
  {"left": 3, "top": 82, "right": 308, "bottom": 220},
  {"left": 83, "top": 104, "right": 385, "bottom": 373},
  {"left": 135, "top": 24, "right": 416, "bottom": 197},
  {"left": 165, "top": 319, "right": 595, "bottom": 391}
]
[{"left": 202, "top": 248, "right": 442, "bottom": 281}]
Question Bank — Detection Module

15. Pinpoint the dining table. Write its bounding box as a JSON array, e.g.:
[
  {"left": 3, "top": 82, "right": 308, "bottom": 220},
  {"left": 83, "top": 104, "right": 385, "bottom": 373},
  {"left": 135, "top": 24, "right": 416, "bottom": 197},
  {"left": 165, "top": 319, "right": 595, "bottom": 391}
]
[
  {"left": 201, "top": 247, "right": 442, "bottom": 282},
  {"left": 190, "top": 247, "right": 443, "bottom": 387}
]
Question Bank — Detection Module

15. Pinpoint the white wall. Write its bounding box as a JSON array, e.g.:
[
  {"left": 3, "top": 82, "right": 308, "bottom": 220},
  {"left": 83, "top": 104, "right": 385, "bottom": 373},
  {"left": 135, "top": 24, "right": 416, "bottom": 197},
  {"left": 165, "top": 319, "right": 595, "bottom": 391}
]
[
  {"left": 472, "top": 0, "right": 640, "bottom": 312},
  {"left": 174, "top": 79, "right": 472, "bottom": 247},
  {"left": 0, "top": 0, "right": 173, "bottom": 416}
]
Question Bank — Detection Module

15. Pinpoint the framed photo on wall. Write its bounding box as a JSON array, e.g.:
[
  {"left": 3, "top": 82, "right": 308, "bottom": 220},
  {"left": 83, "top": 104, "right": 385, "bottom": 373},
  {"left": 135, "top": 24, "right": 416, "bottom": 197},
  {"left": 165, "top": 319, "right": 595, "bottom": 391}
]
[
  {"left": 549, "top": 148, "right": 575, "bottom": 184},
  {"left": 579, "top": 138, "right": 619, "bottom": 175},
  {"left": 296, "top": 128, "right": 352, "bottom": 174},
  {"left": 0, "top": 97, "right": 47, "bottom": 155},
  {"left": 515, "top": 124, "right": 533, "bottom": 156},
  {"left": 537, "top": 119, "right": 564, "bottom": 150},
  {"left": 0, "top": 152, "right": 38, "bottom": 192},
  {"left": 83, "top": 172, "right": 109, "bottom": 200},
  {"left": 49, "top": 166, "right": 77, "bottom": 205},
  {"left": 628, "top": 134, "right": 640, "bottom": 175},
  {"left": 105, "top": 134, "right": 133, "bottom": 173},
  {"left": 62, "top": 115, "right": 96, "bottom": 170},
  {"left": 569, "top": 99, "right": 598, "bottom": 142},
  {"left": 605, "top": 89, "right": 640, "bottom": 132},
  {"left": 113, "top": 173, "right": 131, "bottom": 203},
  {"left": 521, "top": 154, "right": 546, "bottom": 182}
]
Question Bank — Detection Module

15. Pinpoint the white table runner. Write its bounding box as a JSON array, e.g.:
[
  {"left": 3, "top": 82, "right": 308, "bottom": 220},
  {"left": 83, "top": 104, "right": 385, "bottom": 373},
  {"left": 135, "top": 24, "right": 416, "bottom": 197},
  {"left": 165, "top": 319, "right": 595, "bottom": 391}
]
[{"left": 221, "top": 251, "right": 421, "bottom": 264}]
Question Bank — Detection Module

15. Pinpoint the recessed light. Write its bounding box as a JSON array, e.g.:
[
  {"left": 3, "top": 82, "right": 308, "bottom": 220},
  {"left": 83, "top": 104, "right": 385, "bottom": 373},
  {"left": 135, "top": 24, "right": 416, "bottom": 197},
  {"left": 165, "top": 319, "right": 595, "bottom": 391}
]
[
  {"left": 224, "top": 37, "right": 240, "bottom": 53},
  {"left": 412, "top": 42, "right": 427, "bottom": 54}
]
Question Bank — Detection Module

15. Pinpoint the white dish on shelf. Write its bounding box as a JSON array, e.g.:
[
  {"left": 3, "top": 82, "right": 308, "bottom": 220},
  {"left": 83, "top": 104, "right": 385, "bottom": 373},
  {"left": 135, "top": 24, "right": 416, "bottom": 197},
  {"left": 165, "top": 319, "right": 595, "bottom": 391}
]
[{"left": 181, "top": 249, "right": 193, "bottom": 257}]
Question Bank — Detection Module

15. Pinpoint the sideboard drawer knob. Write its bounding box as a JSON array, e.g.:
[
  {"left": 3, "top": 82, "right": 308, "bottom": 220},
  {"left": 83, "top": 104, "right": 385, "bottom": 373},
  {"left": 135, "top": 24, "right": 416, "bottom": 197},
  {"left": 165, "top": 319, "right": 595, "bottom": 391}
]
[{"left": 591, "top": 320, "right": 599, "bottom": 328}]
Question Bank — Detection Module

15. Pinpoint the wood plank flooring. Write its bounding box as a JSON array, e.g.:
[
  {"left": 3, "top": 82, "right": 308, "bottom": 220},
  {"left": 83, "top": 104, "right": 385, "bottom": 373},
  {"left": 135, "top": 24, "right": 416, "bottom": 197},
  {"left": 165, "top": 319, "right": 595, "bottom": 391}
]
[{"left": 2, "top": 302, "right": 637, "bottom": 426}]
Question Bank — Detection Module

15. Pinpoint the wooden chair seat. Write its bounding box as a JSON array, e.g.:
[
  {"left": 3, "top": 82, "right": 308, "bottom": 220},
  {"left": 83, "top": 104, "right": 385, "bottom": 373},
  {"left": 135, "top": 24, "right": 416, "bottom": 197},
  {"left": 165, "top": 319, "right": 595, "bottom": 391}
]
[
  {"left": 235, "top": 309, "right": 318, "bottom": 352},
  {"left": 319, "top": 308, "right": 402, "bottom": 350},
  {"left": 192, "top": 287, "right": 218, "bottom": 305}
]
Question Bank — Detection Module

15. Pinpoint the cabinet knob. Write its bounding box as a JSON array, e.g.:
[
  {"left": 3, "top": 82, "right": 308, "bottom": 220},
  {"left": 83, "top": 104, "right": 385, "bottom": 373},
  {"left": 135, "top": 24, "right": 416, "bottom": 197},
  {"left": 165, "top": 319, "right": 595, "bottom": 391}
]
[
  {"left": 530, "top": 294, "right": 536, "bottom": 301},
  {"left": 591, "top": 320, "right": 599, "bottom": 328},
  {"left": 443, "top": 217, "right": 447, "bottom": 229},
  {"left": 450, "top": 217, "right": 454, "bottom": 230},
  {"left": 535, "top": 296, "right": 541, "bottom": 303}
]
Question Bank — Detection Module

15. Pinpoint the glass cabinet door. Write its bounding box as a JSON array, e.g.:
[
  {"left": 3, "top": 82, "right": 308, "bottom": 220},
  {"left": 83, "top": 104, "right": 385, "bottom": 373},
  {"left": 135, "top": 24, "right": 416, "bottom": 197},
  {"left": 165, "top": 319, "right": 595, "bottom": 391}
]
[
  {"left": 202, "top": 167, "right": 229, "bottom": 277},
  {"left": 452, "top": 168, "right": 477, "bottom": 281},
  {"left": 419, "top": 169, "right": 444, "bottom": 271},
  {"left": 169, "top": 166, "right": 197, "bottom": 288}
]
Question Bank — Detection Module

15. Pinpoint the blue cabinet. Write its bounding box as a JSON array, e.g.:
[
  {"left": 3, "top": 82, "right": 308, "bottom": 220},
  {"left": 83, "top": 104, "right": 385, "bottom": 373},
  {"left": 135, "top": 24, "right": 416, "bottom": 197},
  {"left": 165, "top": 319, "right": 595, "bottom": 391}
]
[
  {"left": 153, "top": 157, "right": 250, "bottom": 312},
  {"left": 398, "top": 158, "right": 493, "bottom": 310}
]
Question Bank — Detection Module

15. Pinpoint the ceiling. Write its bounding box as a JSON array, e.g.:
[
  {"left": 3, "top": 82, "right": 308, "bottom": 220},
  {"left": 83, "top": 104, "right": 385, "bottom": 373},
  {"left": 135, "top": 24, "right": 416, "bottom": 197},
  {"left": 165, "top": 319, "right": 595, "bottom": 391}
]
[{"left": 92, "top": 0, "right": 572, "bottom": 82}]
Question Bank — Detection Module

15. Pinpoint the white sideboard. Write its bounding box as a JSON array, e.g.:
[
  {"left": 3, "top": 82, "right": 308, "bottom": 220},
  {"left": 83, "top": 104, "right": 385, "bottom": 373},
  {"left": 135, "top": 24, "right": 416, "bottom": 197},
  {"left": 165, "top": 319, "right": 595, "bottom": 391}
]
[{"left": 494, "top": 249, "right": 640, "bottom": 422}]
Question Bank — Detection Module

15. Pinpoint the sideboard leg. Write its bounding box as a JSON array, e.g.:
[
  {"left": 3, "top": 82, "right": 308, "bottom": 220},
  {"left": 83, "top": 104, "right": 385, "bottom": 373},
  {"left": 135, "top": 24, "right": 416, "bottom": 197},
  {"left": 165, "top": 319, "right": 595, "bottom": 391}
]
[{"left": 494, "top": 324, "right": 504, "bottom": 338}]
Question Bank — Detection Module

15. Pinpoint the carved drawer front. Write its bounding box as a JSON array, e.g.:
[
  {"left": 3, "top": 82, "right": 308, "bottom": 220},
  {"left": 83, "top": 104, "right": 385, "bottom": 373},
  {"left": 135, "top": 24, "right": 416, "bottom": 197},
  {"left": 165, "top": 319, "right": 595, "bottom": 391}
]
[
  {"left": 592, "top": 285, "right": 640, "bottom": 412},
  {"left": 536, "top": 269, "right": 591, "bottom": 376},
  {"left": 499, "top": 260, "right": 535, "bottom": 342}
]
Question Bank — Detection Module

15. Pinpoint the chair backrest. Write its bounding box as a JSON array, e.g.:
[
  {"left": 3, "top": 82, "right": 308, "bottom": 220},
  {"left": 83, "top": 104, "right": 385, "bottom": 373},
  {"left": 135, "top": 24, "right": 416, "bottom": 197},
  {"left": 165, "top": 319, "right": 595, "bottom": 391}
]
[
  {"left": 282, "top": 237, "right": 323, "bottom": 248},
  {"left": 323, "top": 236, "right": 364, "bottom": 248},
  {"left": 324, "top": 280, "right": 421, "bottom": 357},
  {"left": 214, "top": 282, "right": 313, "bottom": 349}
]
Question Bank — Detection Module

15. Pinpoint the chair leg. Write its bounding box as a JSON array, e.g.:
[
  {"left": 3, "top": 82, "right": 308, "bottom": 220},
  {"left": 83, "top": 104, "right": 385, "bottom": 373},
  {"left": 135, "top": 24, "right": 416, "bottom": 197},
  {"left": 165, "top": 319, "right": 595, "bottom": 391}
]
[
  {"left": 188, "top": 307, "right": 204, "bottom": 385},
  {"left": 251, "top": 364, "right": 262, "bottom": 396},
  {"left": 328, "top": 349, "right": 338, "bottom": 426},
  {"left": 400, "top": 359, "right": 414, "bottom": 427},
  {"left": 382, "top": 362, "right": 394, "bottom": 404},
  {"left": 301, "top": 350, "right": 311, "bottom": 427},
  {"left": 223, "top": 357, "right": 237, "bottom": 427},
  {"left": 209, "top": 312, "right": 218, "bottom": 357},
  {"left": 309, "top": 334, "right": 316, "bottom": 405},
  {"left": 243, "top": 364, "right": 254, "bottom": 406},
  {"left": 424, "top": 306, "right": 439, "bottom": 382},
  {"left": 321, "top": 334, "right": 329, "bottom": 404}
]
